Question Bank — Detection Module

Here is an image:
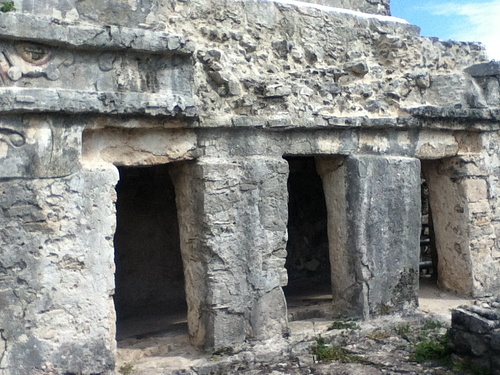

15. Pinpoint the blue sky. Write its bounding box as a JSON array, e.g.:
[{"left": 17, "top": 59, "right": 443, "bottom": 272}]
[{"left": 391, "top": 0, "right": 500, "bottom": 60}]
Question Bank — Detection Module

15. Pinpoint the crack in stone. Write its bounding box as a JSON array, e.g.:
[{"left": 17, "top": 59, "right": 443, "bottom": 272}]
[{"left": 0, "top": 329, "right": 7, "bottom": 370}]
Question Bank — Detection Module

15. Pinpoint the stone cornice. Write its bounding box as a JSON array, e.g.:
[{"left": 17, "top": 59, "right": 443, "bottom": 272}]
[
  {"left": 0, "top": 12, "right": 194, "bottom": 55},
  {"left": 0, "top": 88, "right": 197, "bottom": 117}
]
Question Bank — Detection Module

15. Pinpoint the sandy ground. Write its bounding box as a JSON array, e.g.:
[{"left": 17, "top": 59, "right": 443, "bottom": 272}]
[{"left": 418, "top": 277, "right": 473, "bottom": 319}]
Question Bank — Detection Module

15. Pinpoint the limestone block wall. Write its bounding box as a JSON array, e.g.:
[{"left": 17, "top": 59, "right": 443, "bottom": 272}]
[
  {"left": 15, "top": 0, "right": 390, "bottom": 21},
  {"left": 450, "top": 300, "right": 500, "bottom": 374},
  {"left": 5, "top": 0, "right": 487, "bottom": 125},
  {"left": 0, "top": 0, "right": 499, "bottom": 374},
  {"left": 424, "top": 155, "right": 500, "bottom": 296},
  {"left": 0, "top": 166, "right": 118, "bottom": 375}
]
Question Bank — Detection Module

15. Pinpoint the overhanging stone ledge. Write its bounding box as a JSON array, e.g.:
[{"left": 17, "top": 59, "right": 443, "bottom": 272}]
[
  {"left": 407, "top": 105, "right": 500, "bottom": 122},
  {"left": 0, "top": 12, "right": 194, "bottom": 55},
  {"left": 0, "top": 88, "right": 197, "bottom": 117},
  {"left": 220, "top": 114, "right": 500, "bottom": 132}
]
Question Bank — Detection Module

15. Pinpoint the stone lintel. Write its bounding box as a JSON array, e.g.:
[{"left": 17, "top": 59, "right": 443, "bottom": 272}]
[{"left": 227, "top": 114, "right": 500, "bottom": 132}]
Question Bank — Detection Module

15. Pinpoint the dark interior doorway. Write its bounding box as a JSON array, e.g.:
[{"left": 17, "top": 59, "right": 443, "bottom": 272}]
[
  {"left": 114, "top": 164, "right": 187, "bottom": 340},
  {"left": 283, "top": 157, "right": 332, "bottom": 320},
  {"left": 420, "top": 168, "right": 438, "bottom": 284}
]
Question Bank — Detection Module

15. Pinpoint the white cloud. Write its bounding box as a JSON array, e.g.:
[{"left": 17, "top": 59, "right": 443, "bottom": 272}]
[{"left": 427, "top": 1, "right": 500, "bottom": 60}]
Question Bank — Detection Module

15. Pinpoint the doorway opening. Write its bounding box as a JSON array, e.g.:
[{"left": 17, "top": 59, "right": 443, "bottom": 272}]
[
  {"left": 418, "top": 160, "right": 473, "bottom": 316},
  {"left": 419, "top": 172, "right": 438, "bottom": 284},
  {"left": 114, "top": 164, "right": 187, "bottom": 340},
  {"left": 283, "top": 156, "right": 332, "bottom": 321}
]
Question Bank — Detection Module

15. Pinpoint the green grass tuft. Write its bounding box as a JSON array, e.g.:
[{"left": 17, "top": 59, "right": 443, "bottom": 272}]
[
  {"left": 0, "top": 1, "right": 15, "bottom": 12},
  {"left": 411, "top": 336, "right": 450, "bottom": 362},
  {"left": 328, "top": 320, "right": 360, "bottom": 331},
  {"left": 422, "top": 319, "right": 445, "bottom": 331},
  {"left": 311, "top": 336, "right": 361, "bottom": 363},
  {"left": 395, "top": 323, "right": 411, "bottom": 340}
]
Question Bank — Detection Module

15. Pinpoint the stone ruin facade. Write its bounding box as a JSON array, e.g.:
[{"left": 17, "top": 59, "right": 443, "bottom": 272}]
[{"left": 1, "top": 0, "right": 500, "bottom": 373}]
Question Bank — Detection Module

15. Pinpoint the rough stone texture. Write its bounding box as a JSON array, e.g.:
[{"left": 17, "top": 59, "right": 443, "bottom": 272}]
[
  {"left": 0, "top": 13, "right": 196, "bottom": 117},
  {"left": 0, "top": 0, "right": 499, "bottom": 373},
  {"left": 317, "top": 155, "right": 420, "bottom": 319},
  {"left": 170, "top": 156, "right": 289, "bottom": 350},
  {"left": 0, "top": 115, "right": 82, "bottom": 178},
  {"left": 449, "top": 298, "right": 500, "bottom": 374},
  {"left": 423, "top": 154, "right": 500, "bottom": 296},
  {"left": 282, "top": 0, "right": 390, "bottom": 15},
  {"left": 0, "top": 165, "right": 118, "bottom": 375}
]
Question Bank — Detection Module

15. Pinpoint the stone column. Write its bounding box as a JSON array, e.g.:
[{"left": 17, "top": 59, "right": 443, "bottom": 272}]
[
  {"left": 0, "top": 165, "right": 118, "bottom": 375},
  {"left": 1, "top": 116, "right": 118, "bottom": 374},
  {"left": 423, "top": 155, "right": 499, "bottom": 296},
  {"left": 317, "top": 155, "right": 421, "bottom": 319},
  {"left": 170, "top": 156, "right": 289, "bottom": 350}
]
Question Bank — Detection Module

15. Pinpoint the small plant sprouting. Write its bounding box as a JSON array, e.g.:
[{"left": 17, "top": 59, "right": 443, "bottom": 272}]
[
  {"left": 411, "top": 336, "right": 450, "bottom": 363},
  {"left": 395, "top": 323, "right": 411, "bottom": 340},
  {"left": 328, "top": 320, "right": 360, "bottom": 331},
  {"left": 422, "top": 319, "right": 445, "bottom": 331},
  {"left": 367, "top": 329, "right": 391, "bottom": 341},
  {"left": 311, "top": 336, "right": 361, "bottom": 363},
  {"left": 0, "top": 1, "right": 15, "bottom": 13},
  {"left": 118, "top": 363, "right": 135, "bottom": 375}
]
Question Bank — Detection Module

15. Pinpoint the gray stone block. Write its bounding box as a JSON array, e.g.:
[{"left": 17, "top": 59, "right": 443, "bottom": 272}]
[
  {"left": 0, "top": 12, "right": 193, "bottom": 55},
  {"left": 171, "top": 156, "right": 289, "bottom": 349},
  {"left": 465, "top": 61, "right": 500, "bottom": 77},
  {"left": 318, "top": 155, "right": 420, "bottom": 319},
  {"left": 0, "top": 166, "right": 118, "bottom": 374},
  {"left": 452, "top": 308, "right": 497, "bottom": 334},
  {"left": 491, "top": 329, "right": 500, "bottom": 351},
  {"left": 0, "top": 116, "right": 82, "bottom": 178}
]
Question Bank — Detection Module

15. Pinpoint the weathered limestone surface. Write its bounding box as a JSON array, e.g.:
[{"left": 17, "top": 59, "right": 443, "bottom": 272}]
[
  {"left": 303, "top": 0, "right": 390, "bottom": 15},
  {"left": 424, "top": 153, "right": 500, "bottom": 296},
  {"left": 317, "top": 155, "right": 420, "bottom": 319},
  {"left": 7, "top": 1, "right": 485, "bottom": 124},
  {"left": 0, "top": 12, "right": 196, "bottom": 117},
  {"left": 171, "top": 156, "right": 289, "bottom": 349},
  {"left": 450, "top": 298, "right": 500, "bottom": 374},
  {"left": 0, "top": 165, "right": 118, "bottom": 375},
  {"left": 0, "top": 116, "right": 82, "bottom": 178}
]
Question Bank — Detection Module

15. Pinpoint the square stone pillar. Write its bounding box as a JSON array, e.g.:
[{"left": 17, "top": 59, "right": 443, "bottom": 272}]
[
  {"left": 170, "top": 156, "right": 289, "bottom": 350},
  {"left": 423, "top": 155, "right": 499, "bottom": 296},
  {"left": 0, "top": 165, "right": 118, "bottom": 375},
  {"left": 317, "top": 155, "right": 421, "bottom": 319}
]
